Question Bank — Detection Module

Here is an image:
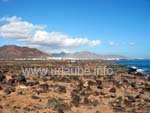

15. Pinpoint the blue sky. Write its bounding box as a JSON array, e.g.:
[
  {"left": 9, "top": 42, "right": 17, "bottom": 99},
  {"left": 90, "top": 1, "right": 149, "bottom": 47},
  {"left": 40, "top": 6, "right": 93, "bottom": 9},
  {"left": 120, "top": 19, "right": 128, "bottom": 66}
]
[{"left": 0, "top": 0, "right": 150, "bottom": 58}]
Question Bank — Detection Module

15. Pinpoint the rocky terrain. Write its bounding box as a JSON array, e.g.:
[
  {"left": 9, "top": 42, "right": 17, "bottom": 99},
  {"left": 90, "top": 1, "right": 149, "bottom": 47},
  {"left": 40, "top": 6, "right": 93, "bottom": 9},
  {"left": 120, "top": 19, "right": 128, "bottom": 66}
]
[{"left": 0, "top": 60, "right": 150, "bottom": 113}]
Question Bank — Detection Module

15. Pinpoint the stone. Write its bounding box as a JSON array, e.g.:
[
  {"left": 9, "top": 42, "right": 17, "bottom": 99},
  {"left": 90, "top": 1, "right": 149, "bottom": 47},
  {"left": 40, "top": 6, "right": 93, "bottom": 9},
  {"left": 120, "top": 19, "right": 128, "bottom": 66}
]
[
  {"left": 113, "top": 106, "right": 125, "bottom": 112},
  {"left": 109, "top": 87, "right": 116, "bottom": 93},
  {"left": 26, "top": 81, "right": 39, "bottom": 86},
  {"left": 94, "top": 91, "right": 100, "bottom": 96},
  {"left": 88, "top": 80, "right": 95, "bottom": 86},
  {"left": 0, "top": 73, "right": 5, "bottom": 82},
  {"left": 4, "top": 87, "right": 15, "bottom": 95},
  {"left": 96, "top": 80, "right": 102, "bottom": 86},
  {"left": 15, "top": 75, "right": 26, "bottom": 83},
  {"left": 83, "top": 97, "right": 90, "bottom": 105},
  {"left": 59, "top": 76, "right": 71, "bottom": 83},
  {"left": 110, "top": 94, "right": 116, "bottom": 98},
  {"left": 39, "top": 83, "right": 49, "bottom": 91},
  {"left": 124, "top": 96, "right": 136, "bottom": 106},
  {"left": 0, "top": 85, "right": 2, "bottom": 90},
  {"left": 54, "top": 103, "right": 70, "bottom": 112},
  {"left": 31, "top": 95, "right": 40, "bottom": 99},
  {"left": 8, "top": 79, "right": 15, "bottom": 85},
  {"left": 71, "top": 89, "right": 79, "bottom": 97},
  {"left": 56, "top": 85, "right": 66, "bottom": 93},
  {"left": 47, "top": 98, "right": 62, "bottom": 108},
  {"left": 128, "top": 67, "right": 137, "bottom": 74},
  {"left": 71, "top": 94, "right": 80, "bottom": 107},
  {"left": 58, "top": 109, "right": 64, "bottom": 113},
  {"left": 77, "top": 81, "right": 83, "bottom": 90}
]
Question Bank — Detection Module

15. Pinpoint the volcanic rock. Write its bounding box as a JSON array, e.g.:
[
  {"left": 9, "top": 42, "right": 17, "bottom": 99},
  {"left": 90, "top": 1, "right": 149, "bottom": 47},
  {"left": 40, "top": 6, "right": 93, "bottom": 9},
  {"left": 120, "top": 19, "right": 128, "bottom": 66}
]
[
  {"left": 15, "top": 75, "right": 26, "bottom": 83},
  {"left": 71, "top": 94, "right": 80, "bottom": 107},
  {"left": 109, "top": 87, "right": 116, "bottom": 93},
  {"left": 56, "top": 85, "right": 66, "bottom": 93},
  {"left": 47, "top": 98, "right": 63, "bottom": 108},
  {"left": 0, "top": 73, "right": 5, "bottom": 82}
]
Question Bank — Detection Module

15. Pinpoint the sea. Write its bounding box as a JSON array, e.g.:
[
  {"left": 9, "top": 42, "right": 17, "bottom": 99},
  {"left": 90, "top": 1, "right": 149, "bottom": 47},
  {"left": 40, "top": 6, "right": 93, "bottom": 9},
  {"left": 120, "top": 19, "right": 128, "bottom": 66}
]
[{"left": 113, "top": 60, "right": 150, "bottom": 75}]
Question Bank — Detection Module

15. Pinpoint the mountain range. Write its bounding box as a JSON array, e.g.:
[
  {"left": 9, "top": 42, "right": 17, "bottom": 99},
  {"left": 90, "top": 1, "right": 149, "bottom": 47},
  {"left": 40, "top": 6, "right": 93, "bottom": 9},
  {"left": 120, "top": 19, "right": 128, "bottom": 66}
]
[
  {"left": 52, "top": 51, "right": 127, "bottom": 60},
  {"left": 0, "top": 45, "right": 127, "bottom": 60}
]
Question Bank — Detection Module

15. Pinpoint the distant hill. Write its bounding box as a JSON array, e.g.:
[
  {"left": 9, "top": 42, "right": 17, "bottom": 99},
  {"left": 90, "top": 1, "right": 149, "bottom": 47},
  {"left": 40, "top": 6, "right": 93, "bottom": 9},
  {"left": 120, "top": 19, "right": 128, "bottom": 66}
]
[
  {"left": 0, "top": 45, "right": 50, "bottom": 60},
  {"left": 0, "top": 45, "right": 127, "bottom": 60},
  {"left": 51, "top": 52, "right": 66, "bottom": 57},
  {"left": 52, "top": 51, "right": 127, "bottom": 60}
]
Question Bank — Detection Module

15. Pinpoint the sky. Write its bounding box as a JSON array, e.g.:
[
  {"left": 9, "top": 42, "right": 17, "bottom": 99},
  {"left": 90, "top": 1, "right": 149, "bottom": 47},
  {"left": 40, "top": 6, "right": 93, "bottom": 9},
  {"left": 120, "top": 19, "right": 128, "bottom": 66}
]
[{"left": 0, "top": 0, "right": 149, "bottom": 58}]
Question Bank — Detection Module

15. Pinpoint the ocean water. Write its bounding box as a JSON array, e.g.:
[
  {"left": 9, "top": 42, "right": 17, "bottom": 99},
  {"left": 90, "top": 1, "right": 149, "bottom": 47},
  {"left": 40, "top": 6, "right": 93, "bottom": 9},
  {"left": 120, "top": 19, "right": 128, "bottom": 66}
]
[{"left": 113, "top": 60, "right": 150, "bottom": 75}]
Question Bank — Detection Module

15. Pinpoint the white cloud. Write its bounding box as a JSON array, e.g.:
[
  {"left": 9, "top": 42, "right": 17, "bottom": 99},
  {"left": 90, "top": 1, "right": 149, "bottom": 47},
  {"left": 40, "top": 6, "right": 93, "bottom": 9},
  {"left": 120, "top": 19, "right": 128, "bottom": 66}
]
[
  {"left": 0, "top": 16, "right": 22, "bottom": 22},
  {"left": 30, "top": 31, "right": 101, "bottom": 48},
  {"left": 108, "top": 41, "right": 119, "bottom": 46},
  {"left": 0, "top": 16, "right": 101, "bottom": 53}
]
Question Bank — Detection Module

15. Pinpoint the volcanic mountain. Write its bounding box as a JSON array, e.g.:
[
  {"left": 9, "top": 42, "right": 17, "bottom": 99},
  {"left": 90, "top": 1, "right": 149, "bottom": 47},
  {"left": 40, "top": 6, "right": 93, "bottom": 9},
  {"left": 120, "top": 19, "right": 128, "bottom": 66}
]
[
  {"left": 52, "top": 51, "right": 127, "bottom": 60},
  {"left": 0, "top": 45, "right": 50, "bottom": 60}
]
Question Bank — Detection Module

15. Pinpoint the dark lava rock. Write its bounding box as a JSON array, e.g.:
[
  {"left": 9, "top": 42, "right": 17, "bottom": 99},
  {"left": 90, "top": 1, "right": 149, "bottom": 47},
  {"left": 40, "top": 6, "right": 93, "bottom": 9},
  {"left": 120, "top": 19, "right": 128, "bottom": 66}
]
[
  {"left": 54, "top": 103, "right": 70, "bottom": 112},
  {"left": 131, "top": 82, "right": 138, "bottom": 89},
  {"left": 31, "top": 95, "right": 40, "bottom": 99},
  {"left": 145, "top": 85, "right": 150, "bottom": 92},
  {"left": 96, "top": 80, "right": 103, "bottom": 89},
  {"left": 147, "top": 76, "right": 150, "bottom": 81},
  {"left": 47, "top": 98, "right": 63, "bottom": 108},
  {"left": 110, "top": 94, "right": 116, "bottom": 98},
  {"left": 4, "top": 87, "right": 15, "bottom": 95},
  {"left": 88, "top": 80, "right": 95, "bottom": 86},
  {"left": 26, "top": 81, "right": 39, "bottom": 86},
  {"left": 71, "top": 89, "right": 79, "bottom": 97},
  {"left": 109, "top": 87, "right": 116, "bottom": 93},
  {"left": 15, "top": 75, "right": 26, "bottom": 83},
  {"left": 71, "top": 94, "right": 80, "bottom": 107},
  {"left": 97, "top": 85, "right": 103, "bottom": 89},
  {"left": 83, "top": 97, "right": 90, "bottom": 105},
  {"left": 113, "top": 106, "right": 125, "bottom": 112},
  {"left": 144, "top": 98, "right": 150, "bottom": 103},
  {"left": 92, "top": 100, "right": 99, "bottom": 107},
  {"left": 124, "top": 96, "right": 136, "bottom": 106},
  {"left": 0, "top": 85, "right": 2, "bottom": 90},
  {"left": 96, "top": 80, "right": 102, "bottom": 86},
  {"left": 56, "top": 85, "right": 66, "bottom": 93},
  {"left": 0, "top": 73, "right": 5, "bottom": 82},
  {"left": 58, "top": 76, "right": 71, "bottom": 83},
  {"left": 94, "top": 91, "right": 100, "bottom": 96},
  {"left": 8, "top": 79, "right": 15, "bottom": 85},
  {"left": 58, "top": 109, "right": 64, "bottom": 113},
  {"left": 77, "top": 80, "right": 83, "bottom": 91},
  {"left": 128, "top": 67, "right": 137, "bottom": 74},
  {"left": 39, "top": 83, "right": 49, "bottom": 91},
  {"left": 115, "top": 81, "right": 122, "bottom": 88}
]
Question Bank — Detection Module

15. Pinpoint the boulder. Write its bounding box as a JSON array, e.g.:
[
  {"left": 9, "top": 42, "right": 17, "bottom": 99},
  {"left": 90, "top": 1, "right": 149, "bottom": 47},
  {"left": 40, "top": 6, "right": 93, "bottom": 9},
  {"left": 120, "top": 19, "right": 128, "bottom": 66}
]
[
  {"left": 15, "top": 75, "right": 26, "bottom": 83},
  {"left": 56, "top": 85, "right": 66, "bottom": 93},
  {"left": 47, "top": 98, "right": 63, "bottom": 108},
  {"left": 109, "top": 87, "right": 116, "bottom": 93},
  {"left": 0, "top": 73, "right": 5, "bottom": 82},
  {"left": 71, "top": 94, "right": 80, "bottom": 107}
]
